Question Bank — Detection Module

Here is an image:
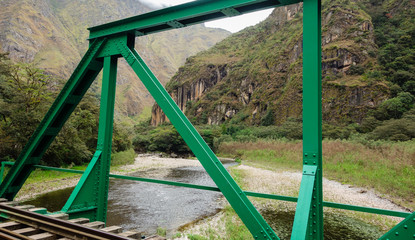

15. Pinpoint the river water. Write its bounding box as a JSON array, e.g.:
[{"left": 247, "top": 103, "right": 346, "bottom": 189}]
[
  {"left": 24, "top": 162, "right": 236, "bottom": 237},
  {"left": 24, "top": 161, "right": 384, "bottom": 239}
]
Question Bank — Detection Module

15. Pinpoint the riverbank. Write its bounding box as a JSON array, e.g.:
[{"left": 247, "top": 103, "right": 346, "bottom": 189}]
[
  {"left": 178, "top": 164, "right": 410, "bottom": 239},
  {"left": 15, "top": 154, "right": 203, "bottom": 201},
  {"left": 12, "top": 154, "right": 411, "bottom": 239}
]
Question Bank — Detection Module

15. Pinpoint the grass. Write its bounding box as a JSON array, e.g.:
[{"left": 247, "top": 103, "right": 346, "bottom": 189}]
[
  {"left": 156, "top": 227, "right": 167, "bottom": 237},
  {"left": 218, "top": 139, "right": 415, "bottom": 210},
  {"left": 1, "top": 165, "right": 87, "bottom": 185},
  {"left": 27, "top": 165, "right": 86, "bottom": 184}
]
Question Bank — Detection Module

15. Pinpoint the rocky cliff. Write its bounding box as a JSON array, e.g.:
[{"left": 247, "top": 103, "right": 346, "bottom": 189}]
[
  {"left": 0, "top": 0, "right": 230, "bottom": 117},
  {"left": 151, "top": 0, "right": 392, "bottom": 126}
]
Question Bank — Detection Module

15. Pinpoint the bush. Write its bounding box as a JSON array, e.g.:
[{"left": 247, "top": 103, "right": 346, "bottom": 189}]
[
  {"left": 147, "top": 127, "right": 190, "bottom": 154},
  {"left": 278, "top": 118, "right": 303, "bottom": 139},
  {"left": 347, "top": 65, "right": 365, "bottom": 75},
  {"left": 261, "top": 110, "right": 275, "bottom": 126},
  {"left": 370, "top": 118, "right": 415, "bottom": 141},
  {"left": 213, "top": 134, "right": 233, "bottom": 150},
  {"left": 374, "top": 92, "right": 414, "bottom": 120},
  {"left": 251, "top": 126, "right": 281, "bottom": 139},
  {"left": 323, "top": 124, "right": 354, "bottom": 139},
  {"left": 356, "top": 116, "right": 380, "bottom": 133},
  {"left": 111, "top": 148, "right": 136, "bottom": 166}
]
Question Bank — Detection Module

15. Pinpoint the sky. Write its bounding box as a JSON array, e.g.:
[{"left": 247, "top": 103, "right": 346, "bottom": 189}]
[{"left": 139, "top": 0, "right": 273, "bottom": 33}]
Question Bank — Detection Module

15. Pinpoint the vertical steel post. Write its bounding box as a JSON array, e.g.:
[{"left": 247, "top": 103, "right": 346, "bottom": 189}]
[
  {"left": 291, "top": 0, "right": 322, "bottom": 239},
  {"left": 62, "top": 56, "right": 117, "bottom": 222},
  {"left": 95, "top": 56, "right": 118, "bottom": 222}
]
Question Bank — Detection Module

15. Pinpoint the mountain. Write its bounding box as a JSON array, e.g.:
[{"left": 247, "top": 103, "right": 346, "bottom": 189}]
[
  {"left": 151, "top": 0, "right": 414, "bottom": 127},
  {"left": 0, "top": 0, "right": 230, "bottom": 117}
]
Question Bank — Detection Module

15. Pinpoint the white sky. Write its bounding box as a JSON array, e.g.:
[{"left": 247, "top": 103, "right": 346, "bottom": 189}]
[{"left": 139, "top": 0, "right": 273, "bottom": 33}]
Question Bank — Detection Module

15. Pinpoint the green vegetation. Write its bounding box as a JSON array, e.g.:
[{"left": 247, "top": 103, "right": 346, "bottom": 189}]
[
  {"left": 0, "top": 52, "right": 133, "bottom": 166},
  {"left": 218, "top": 139, "right": 415, "bottom": 210},
  {"left": 111, "top": 148, "right": 136, "bottom": 166},
  {"left": 156, "top": 227, "right": 167, "bottom": 237}
]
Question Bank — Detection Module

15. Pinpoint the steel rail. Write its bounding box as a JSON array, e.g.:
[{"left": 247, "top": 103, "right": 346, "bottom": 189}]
[
  {"left": 0, "top": 227, "right": 30, "bottom": 240},
  {"left": 0, "top": 204, "right": 131, "bottom": 240}
]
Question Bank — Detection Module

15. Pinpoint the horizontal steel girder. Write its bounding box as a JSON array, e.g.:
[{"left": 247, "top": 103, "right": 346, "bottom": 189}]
[{"left": 88, "top": 0, "right": 301, "bottom": 40}]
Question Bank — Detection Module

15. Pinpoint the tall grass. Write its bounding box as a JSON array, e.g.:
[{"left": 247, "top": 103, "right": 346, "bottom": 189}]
[{"left": 218, "top": 139, "right": 415, "bottom": 210}]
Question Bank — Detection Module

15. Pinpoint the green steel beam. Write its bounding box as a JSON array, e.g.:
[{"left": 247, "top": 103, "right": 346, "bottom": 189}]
[
  {"left": 117, "top": 40, "right": 279, "bottom": 240},
  {"left": 378, "top": 212, "right": 415, "bottom": 240},
  {"left": 291, "top": 166, "right": 318, "bottom": 239},
  {"left": 88, "top": 0, "right": 300, "bottom": 40},
  {"left": 61, "top": 151, "right": 102, "bottom": 219},
  {"left": 291, "top": 0, "right": 322, "bottom": 239},
  {"left": 62, "top": 56, "right": 118, "bottom": 222},
  {"left": 0, "top": 38, "right": 106, "bottom": 201},
  {"left": 1, "top": 162, "right": 410, "bottom": 219}
]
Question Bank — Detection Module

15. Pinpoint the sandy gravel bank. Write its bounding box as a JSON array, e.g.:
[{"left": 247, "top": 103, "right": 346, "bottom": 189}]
[{"left": 13, "top": 154, "right": 410, "bottom": 239}]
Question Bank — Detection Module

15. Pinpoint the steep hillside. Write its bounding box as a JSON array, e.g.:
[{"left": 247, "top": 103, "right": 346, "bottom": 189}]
[
  {"left": 152, "top": 0, "right": 413, "bottom": 126},
  {"left": 0, "top": 0, "right": 230, "bottom": 116}
]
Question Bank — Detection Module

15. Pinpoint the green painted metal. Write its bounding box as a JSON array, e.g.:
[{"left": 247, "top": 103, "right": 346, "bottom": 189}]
[
  {"left": 291, "top": 166, "right": 318, "bottom": 239},
  {"left": 1, "top": 0, "right": 413, "bottom": 239},
  {"left": 88, "top": 0, "right": 301, "bottom": 40},
  {"left": 62, "top": 56, "right": 118, "bottom": 222},
  {"left": 378, "top": 212, "right": 415, "bottom": 240},
  {"left": 2, "top": 161, "right": 411, "bottom": 219},
  {"left": 0, "top": 38, "right": 106, "bottom": 201},
  {"left": 117, "top": 41, "right": 279, "bottom": 239},
  {"left": 291, "top": 0, "right": 322, "bottom": 239}
]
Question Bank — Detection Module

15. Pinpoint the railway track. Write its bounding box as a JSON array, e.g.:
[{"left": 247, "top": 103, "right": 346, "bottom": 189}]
[{"left": 0, "top": 200, "right": 163, "bottom": 240}]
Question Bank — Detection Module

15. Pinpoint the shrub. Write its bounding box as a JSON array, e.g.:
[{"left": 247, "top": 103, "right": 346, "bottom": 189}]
[
  {"left": 111, "top": 148, "right": 136, "bottom": 166},
  {"left": 370, "top": 118, "right": 415, "bottom": 141},
  {"left": 261, "top": 109, "right": 275, "bottom": 126},
  {"left": 356, "top": 116, "right": 380, "bottom": 133},
  {"left": 347, "top": 65, "right": 365, "bottom": 75}
]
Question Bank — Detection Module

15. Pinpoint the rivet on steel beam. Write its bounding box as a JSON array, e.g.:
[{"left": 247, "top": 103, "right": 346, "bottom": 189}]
[
  {"left": 395, "top": 232, "right": 399, "bottom": 236},
  {"left": 313, "top": 154, "right": 316, "bottom": 157},
  {"left": 305, "top": 161, "right": 308, "bottom": 164},
  {"left": 404, "top": 225, "right": 408, "bottom": 229},
  {"left": 305, "top": 153, "right": 308, "bottom": 157}
]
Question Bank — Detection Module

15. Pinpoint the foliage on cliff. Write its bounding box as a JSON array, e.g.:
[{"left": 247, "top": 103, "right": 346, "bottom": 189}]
[{"left": 152, "top": 0, "right": 415, "bottom": 141}]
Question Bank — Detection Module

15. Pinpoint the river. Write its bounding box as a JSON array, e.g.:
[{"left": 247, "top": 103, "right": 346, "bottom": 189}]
[{"left": 24, "top": 161, "right": 237, "bottom": 237}]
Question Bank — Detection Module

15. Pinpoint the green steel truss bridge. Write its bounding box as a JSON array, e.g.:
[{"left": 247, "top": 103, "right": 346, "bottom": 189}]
[{"left": 0, "top": 0, "right": 413, "bottom": 239}]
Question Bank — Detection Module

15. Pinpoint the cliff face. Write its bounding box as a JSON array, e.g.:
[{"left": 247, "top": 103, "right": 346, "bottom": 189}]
[
  {"left": 151, "top": 0, "right": 391, "bottom": 126},
  {"left": 0, "top": 0, "right": 230, "bottom": 117}
]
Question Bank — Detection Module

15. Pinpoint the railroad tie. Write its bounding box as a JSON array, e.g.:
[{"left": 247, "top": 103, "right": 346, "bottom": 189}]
[{"left": 82, "top": 221, "right": 105, "bottom": 229}]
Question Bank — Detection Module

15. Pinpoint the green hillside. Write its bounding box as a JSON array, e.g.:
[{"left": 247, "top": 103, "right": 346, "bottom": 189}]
[
  {"left": 0, "top": 0, "right": 230, "bottom": 116},
  {"left": 152, "top": 0, "right": 415, "bottom": 141}
]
